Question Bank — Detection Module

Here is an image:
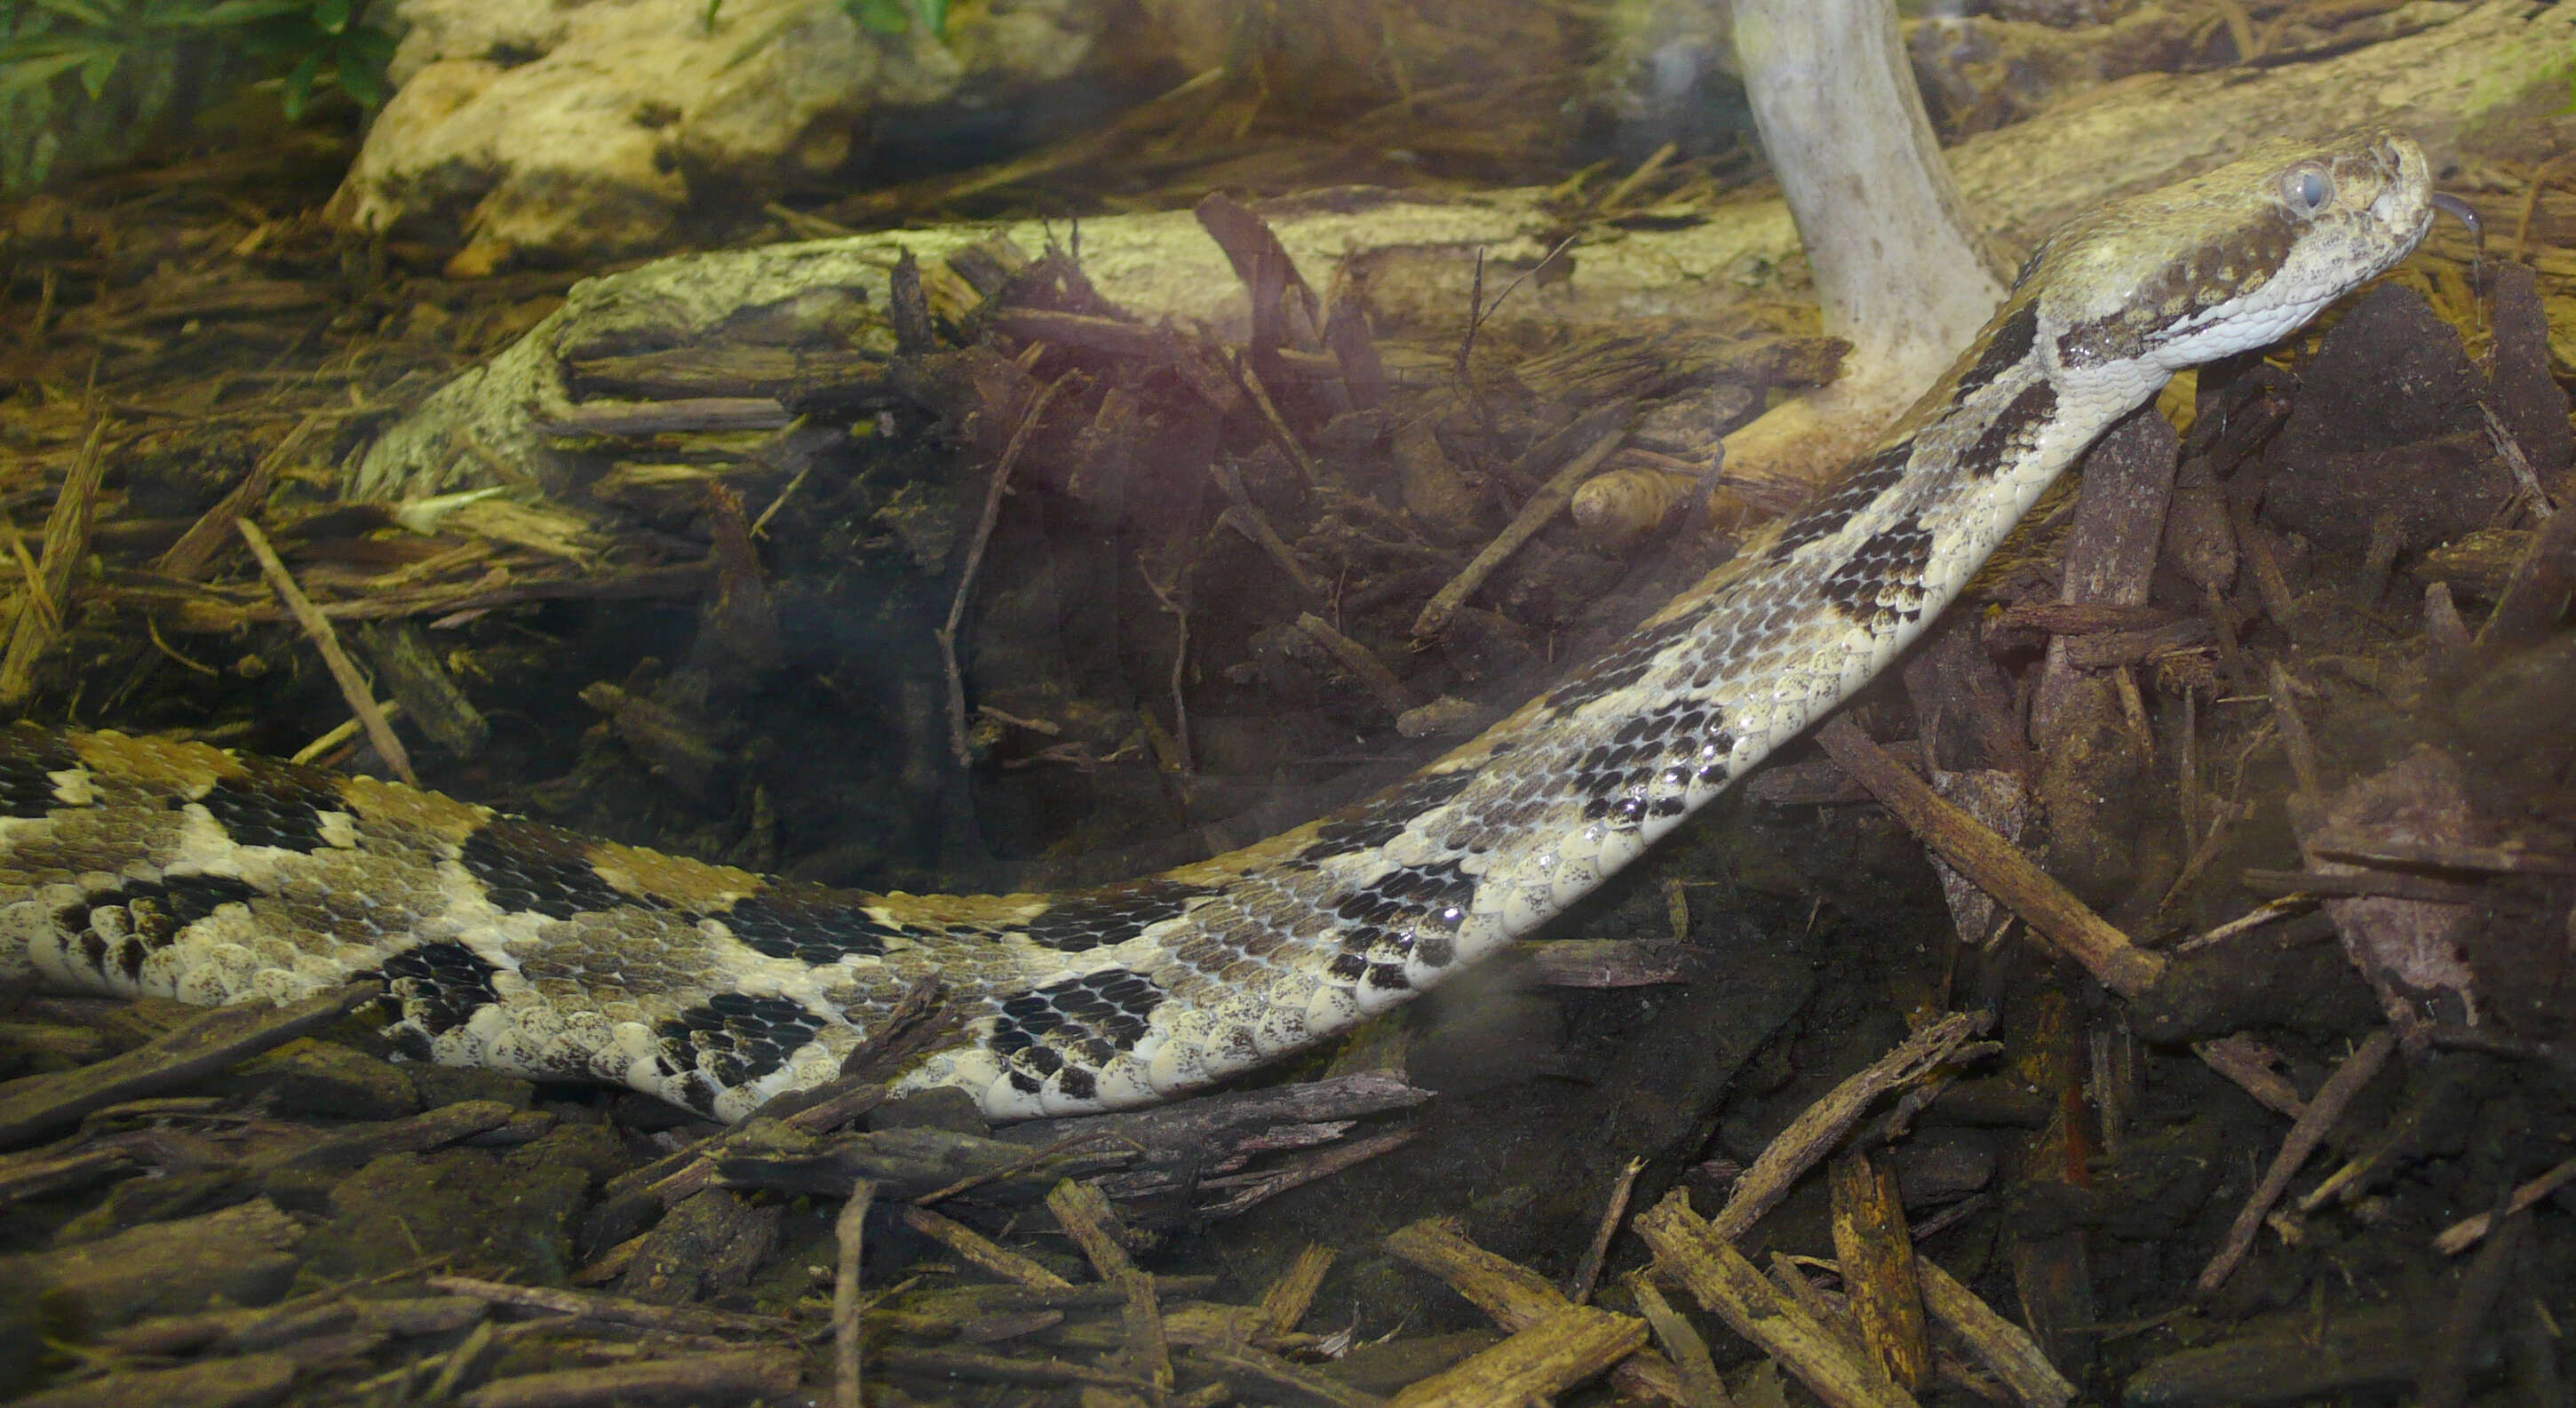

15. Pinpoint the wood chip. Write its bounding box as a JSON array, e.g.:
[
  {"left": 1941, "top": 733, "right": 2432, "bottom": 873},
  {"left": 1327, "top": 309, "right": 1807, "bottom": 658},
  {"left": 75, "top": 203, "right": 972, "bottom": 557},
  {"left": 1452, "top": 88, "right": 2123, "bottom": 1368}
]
[
  {"left": 893, "top": 1204, "right": 1074, "bottom": 1290},
  {"left": 1630, "top": 1273, "right": 1736, "bottom": 1408},
  {"left": 0, "top": 982, "right": 377, "bottom": 1148},
  {"left": 1412, "top": 418, "right": 1628, "bottom": 637},
  {"left": 3, "top": 1352, "right": 296, "bottom": 1408},
  {"left": 1914, "top": 1257, "right": 2075, "bottom": 1408},
  {"left": 1387, "top": 1304, "right": 1648, "bottom": 1408},
  {"left": 1636, "top": 1191, "right": 1920, "bottom": 1408},
  {"left": 1258, "top": 1245, "right": 1337, "bottom": 1334},
  {"left": 1813, "top": 718, "right": 2166, "bottom": 997},
  {"left": 1296, "top": 611, "right": 1417, "bottom": 719},
  {"left": 1713, "top": 1011, "right": 1986, "bottom": 1242},
  {"left": 2195, "top": 1028, "right": 2398, "bottom": 1292},
  {"left": 237, "top": 518, "right": 416, "bottom": 785},
  {"left": 1384, "top": 1216, "right": 1688, "bottom": 1404},
  {"left": 832, "top": 1179, "right": 874, "bottom": 1408},
  {"left": 423, "top": 1276, "right": 787, "bottom": 1340},
  {"left": 0, "top": 416, "right": 107, "bottom": 706},
  {"left": 1831, "top": 1151, "right": 1932, "bottom": 1391},
  {"left": 454, "top": 1350, "right": 796, "bottom": 1408},
  {"left": 2432, "top": 1153, "right": 2576, "bottom": 1255}
]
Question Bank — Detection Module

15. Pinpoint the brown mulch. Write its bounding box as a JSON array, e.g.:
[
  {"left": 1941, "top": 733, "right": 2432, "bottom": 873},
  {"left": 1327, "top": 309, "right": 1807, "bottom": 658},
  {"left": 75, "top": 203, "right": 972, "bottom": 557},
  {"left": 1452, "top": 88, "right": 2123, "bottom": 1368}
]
[{"left": 2, "top": 21, "right": 2576, "bottom": 1408}]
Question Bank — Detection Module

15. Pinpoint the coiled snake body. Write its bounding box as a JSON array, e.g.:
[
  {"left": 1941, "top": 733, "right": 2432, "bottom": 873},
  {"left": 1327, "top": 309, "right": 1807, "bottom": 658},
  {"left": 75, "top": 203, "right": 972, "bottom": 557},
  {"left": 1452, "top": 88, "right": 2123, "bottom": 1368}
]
[{"left": 0, "top": 134, "right": 2436, "bottom": 1121}]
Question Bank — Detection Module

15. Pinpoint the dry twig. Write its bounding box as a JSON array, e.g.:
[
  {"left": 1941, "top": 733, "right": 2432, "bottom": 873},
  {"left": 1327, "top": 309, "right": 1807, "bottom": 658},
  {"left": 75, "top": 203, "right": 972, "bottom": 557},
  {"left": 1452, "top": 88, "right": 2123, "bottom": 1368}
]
[
  {"left": 0, "top": 416, "right": 107, "bottom": 706},
  {"left": 2196, "top": 1028, "right": 2398, "bottom": 1292},
  {"left": 1412, "top": 419, "right": 1627, "bottom": 637},
  {"left": 1814, "top": 718, "right": 2167, "bottom": 996},
  {"left": 939, "top": 371, "right": 1076, "bottom": 765},
  {"left": 1713, "top": 1011, "right": 1988, "bottom": 1241},
  {"left": 237, "top": 518, "right": 417, "bottom": 785},
  {"left": 833, "top": 1179, "right": 876, "bottom": 1408}
]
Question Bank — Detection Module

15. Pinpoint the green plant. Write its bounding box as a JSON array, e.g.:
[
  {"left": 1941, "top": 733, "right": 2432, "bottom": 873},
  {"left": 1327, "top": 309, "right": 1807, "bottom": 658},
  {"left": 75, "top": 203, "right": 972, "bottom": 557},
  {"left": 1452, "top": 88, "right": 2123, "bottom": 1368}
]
[
  {"left": 846, "top": 0, "right": 947, "bottom": 38},
  {"left": 0, "top": 0, "right": 398, "bottom": 121},
  {"left": 705, "top": 0, "right": 950, "bottom": 40}
]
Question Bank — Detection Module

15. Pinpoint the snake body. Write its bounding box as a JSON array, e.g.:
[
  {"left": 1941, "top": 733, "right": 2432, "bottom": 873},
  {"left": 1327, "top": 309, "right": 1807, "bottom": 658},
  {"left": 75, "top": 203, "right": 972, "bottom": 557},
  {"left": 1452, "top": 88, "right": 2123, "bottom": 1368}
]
[{"left": 0, "top": 133, "right": 2435, "bottom": 1121}]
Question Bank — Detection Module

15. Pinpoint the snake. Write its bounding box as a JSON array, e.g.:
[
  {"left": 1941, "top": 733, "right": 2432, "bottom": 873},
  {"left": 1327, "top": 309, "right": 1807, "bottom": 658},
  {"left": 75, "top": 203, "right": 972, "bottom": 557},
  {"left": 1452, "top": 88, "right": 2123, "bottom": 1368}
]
[{"left": 0, "top": 132, "right": 2440, "bottom": 1123}]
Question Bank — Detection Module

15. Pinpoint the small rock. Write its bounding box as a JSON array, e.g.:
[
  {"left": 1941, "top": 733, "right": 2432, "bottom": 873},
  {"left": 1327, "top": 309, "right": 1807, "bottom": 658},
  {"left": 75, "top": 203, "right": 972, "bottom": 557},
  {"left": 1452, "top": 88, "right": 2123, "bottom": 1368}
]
[{"left": 333, "top": 0, "right": 1105, "bottom": 262}]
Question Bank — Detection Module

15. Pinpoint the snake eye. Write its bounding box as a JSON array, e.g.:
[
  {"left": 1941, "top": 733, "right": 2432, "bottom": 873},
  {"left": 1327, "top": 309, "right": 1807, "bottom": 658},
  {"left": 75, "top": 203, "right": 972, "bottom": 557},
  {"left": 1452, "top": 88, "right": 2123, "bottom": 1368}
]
[{"left": 2281, "top": 163, "right": 2334, "bottom": 217}]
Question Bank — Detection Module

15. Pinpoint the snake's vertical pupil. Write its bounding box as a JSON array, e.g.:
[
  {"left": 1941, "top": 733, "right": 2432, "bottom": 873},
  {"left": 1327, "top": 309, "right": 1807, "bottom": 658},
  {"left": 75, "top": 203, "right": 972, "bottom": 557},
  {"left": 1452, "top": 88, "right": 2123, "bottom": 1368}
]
[{"left": 2285, "top": 165, "right": 2334, "bottom": 215}]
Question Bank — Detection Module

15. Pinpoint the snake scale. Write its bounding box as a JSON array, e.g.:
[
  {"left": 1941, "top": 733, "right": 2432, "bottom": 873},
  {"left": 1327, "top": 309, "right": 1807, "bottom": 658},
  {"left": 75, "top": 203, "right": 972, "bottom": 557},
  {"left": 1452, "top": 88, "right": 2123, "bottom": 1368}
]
[{"left": 0, "top": 132, "right": 2437, "bottom": 1122}]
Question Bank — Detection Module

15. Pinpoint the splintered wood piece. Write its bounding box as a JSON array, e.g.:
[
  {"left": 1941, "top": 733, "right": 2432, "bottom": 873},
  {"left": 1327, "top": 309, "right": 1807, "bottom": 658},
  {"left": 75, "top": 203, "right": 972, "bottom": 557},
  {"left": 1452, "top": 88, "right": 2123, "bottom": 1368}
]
[
  {"left": 453, "top": 1358, "right": 799, "bottom": 1408},
  {"left": 2434, "top": 1154, "right": 2576, "bottom": 1255},
  {"left": 237, "top": 518, "right": 417, "bottom": 785},
  {"left": 832, "top": 1179, "right": 875, "bottom": 1408},
  {"left": 1565, "top": 1155, "right": 1646, "bottom": 1305},
  {"left": 6, "top": 1355, "right": 298, "bottom": 1408},
  {"left": 1208, "top": 460, "right": 1328, "bottom": 604},
  {"left": 2474, "top": 472, "right": 2576, "bottom": 652},
  {"left": 1635, "top": 1192, "right": 1920, "bottom": 1408},
  {"left": 941, "top": 371, "right": 1077, "bottom": 765},
  {"left": 1768, "top": 1253, "right": 1868, "bottom": 1355},
  {"left": 1296, "top": 612, "right": 1417, "bottom": 719},
  {"left": 1258, "top": 1245, "right": 1336, "bottom": 1334},
  {"left": 2196, "top": 1028, "right": 2397, "bottom": 1292},
  {"left": 1830, "top": 1151, "right": 1932, "bottom": 1391},
  {"left": 1190, "top": 1340, "right": 1385, "bottom": 1408},
  {"left": 1813, "top": 718, "right": 2166, "bottom": 997},
  {"left": 1411, "top": 419, "right": 1628, "bottom": 638},
  {"left": 0, "top": 416, "right": 106, "bottom": 706},
  {"left": 531, "top": 397, "right": 792, "bottom": 437},
  {"left": 1384, "top": 1218, "right": 1561, "bottom": 1319},
  {"left": 1047, "top": 1178, "right": 1139, "bottom": 1280},
  {"left": 0, "top": 982, "right": 378, "bottom": 1148},
  {"left": 2191, "top": 1035, "right": 2308, "bottom": 1119},
  {"left": 2030, "top": 406, "right": 2181, "bottom": 746},
  {"left": 1383, "top": 1217, "right": 1687, "bottom": 1404},
  {"left": 873, "top": 1345, "right": 1154, "bottom": 1391},
  {"left": 1387, "top": 1304, "right": 1648, "bottom": 1408},
  {"left": 1630, "top": 1273, "right": 1735, "bottom": 1408},
  {"left": 1713, "top": 1011, "right": 1986, "bottom": 1242},
  {"left": 1913, "top": 1257, "right": 2075, "bottom": 1408},
  {"left": 425, "top": 1276, "right": 785, "bottom": 1340},
  {"left": 1116, "top": 1270, "right": 1174, "bottom": 1399},
  {"left": 894, "top": 1205, "right": 1073, "bottom": 1290},
  {"left": 157, "top": 408, "right": 336, "bottom": 583}
]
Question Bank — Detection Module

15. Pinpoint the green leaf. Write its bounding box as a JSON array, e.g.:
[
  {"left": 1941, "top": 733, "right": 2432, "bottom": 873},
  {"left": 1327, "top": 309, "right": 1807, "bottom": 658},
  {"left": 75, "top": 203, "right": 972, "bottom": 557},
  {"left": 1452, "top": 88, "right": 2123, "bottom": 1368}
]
[
  {"left": 914, "top": 0, "right": 945, "bottom": 38},
  {"left": 179, "top": 0, "right": 310, "bottom": 25},
  {"left": 280, "top": 45, "right": 319, "bottom": 120},
  {"left": 76, "top": 42, "right": 118, "bottom": 97},
  {"left": 343, "top": 24, "right": 396, "bottom": 64},
  {"left": 0, "top": 50, "right": 91, "bottom": 99},
  {"left": 314, "top": 0, "right": 350, "bottom": 34},
  {"left": 338, "top": 63, "right": 383, "bottom": 107},
  {"left": 234, "top": 15, "right": 321, "bottom": 56},
  {"left": 847, "top": 0, "right": 910, "bottom": 36},
  {"left": 28, "top": 1, "right": 123, "bottom": 28}
]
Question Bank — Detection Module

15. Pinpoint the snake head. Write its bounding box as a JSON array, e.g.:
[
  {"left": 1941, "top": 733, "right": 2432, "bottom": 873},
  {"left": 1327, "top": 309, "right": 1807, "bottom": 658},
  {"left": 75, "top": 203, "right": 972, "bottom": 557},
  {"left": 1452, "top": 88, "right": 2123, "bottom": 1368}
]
[{"left": 2033, "top": 129, "right": 2435, "bottom": 377}]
